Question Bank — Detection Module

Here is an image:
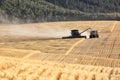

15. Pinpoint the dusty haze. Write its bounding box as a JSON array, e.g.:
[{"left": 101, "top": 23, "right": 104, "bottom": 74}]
[
  {"left": 0, "top": 23, "right": 90, "bottom": 40},
  {"left": 1, "top": 24, "right": 71, "bottom": 39}
]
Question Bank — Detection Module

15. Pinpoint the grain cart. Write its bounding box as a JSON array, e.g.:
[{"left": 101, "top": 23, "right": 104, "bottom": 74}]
[{"left": 89, "top": 30, "right": 99, "bottom": 38}]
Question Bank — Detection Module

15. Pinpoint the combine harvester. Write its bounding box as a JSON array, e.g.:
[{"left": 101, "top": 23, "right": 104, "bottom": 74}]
[{"left": 62, "top": 28, "right": 99, "bottom": 39}]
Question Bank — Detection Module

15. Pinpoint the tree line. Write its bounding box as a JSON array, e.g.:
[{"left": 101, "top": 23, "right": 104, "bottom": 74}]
[{"left": 0, "top": 0, "right": 120, "bottom": 23}]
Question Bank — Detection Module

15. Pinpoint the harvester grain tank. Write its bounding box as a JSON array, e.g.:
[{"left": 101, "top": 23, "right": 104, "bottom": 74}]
[{"left": 62, "top": 28, "right": 99, "bottom": 39}]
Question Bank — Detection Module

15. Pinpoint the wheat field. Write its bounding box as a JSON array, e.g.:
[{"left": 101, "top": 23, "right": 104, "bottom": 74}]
[
  {"left": 0, "top": 56, "right": 120, "bottom": 80},
  {"left": 0, "top": 21, "right": 120, "bottom": 80}
]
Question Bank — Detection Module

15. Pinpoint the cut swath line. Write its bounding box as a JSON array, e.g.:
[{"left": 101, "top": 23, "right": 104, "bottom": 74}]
[
  {"left": 65, "top": 38, "right": 85, "bottom": 55},
  {"left": 111, "top": 21, "right": 117, "bottom": 32},
  {"left": 23, "top": 51, "right": 41, "bottom": 59}
]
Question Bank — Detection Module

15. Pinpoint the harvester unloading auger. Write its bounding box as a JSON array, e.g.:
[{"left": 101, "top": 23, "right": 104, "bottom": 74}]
[{"left": 62, "top": 28, "right": 99, "bottom": 39}]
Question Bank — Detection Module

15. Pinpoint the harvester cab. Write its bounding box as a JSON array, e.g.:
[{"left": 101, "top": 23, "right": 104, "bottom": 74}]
[
  {"left": 62, "top": 28, "right": 99, "bottom": 39},
  {"left": 71, "top": 30, "right": 82, "bottom": 38}
]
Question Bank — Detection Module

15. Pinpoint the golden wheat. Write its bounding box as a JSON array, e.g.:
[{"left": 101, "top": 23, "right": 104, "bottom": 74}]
[{"left": 0, "top": 56, "right": 120, "bottom": 80}]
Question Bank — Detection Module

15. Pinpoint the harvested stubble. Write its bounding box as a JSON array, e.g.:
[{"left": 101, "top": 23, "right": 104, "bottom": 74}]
[
  {"left": 0, "top": 56, "right": 120, "bottom": 80},
  {"left": 0, "top": 48, "right": 38, "bottom": 58},
  {"left": 0, "top": 39, "right": 79, "bottom": 54},
  {"left": 70, "top": 22, "right": 120, "bottom": 60},
  {"left": 28, "top": 53, "right": 120, "bottom": 68}
]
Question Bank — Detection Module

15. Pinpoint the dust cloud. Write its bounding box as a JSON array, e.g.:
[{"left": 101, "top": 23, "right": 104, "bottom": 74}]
[
  {"left": 0, "top": 23, "right": 90, "bottom": 39},
  {"left": 0, "top": 11, "right": 89, "bottom": 39},
  {"left": 79, "top": 31, "right": 90, "bottom": 38},
  {"left": 7, "top": 25, "right": 71, "bottom": 39}
]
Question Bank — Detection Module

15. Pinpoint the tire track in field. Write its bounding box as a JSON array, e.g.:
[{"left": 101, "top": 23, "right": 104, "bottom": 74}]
[
  {"left": 111, "top": 21, "right": 117, "bottom": 32},
  {"left": 65, "top": 38, "right": 85, "bottom": 55},
  {"left": 23, "top": 51, "right": 41, "bottom": 59}
]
